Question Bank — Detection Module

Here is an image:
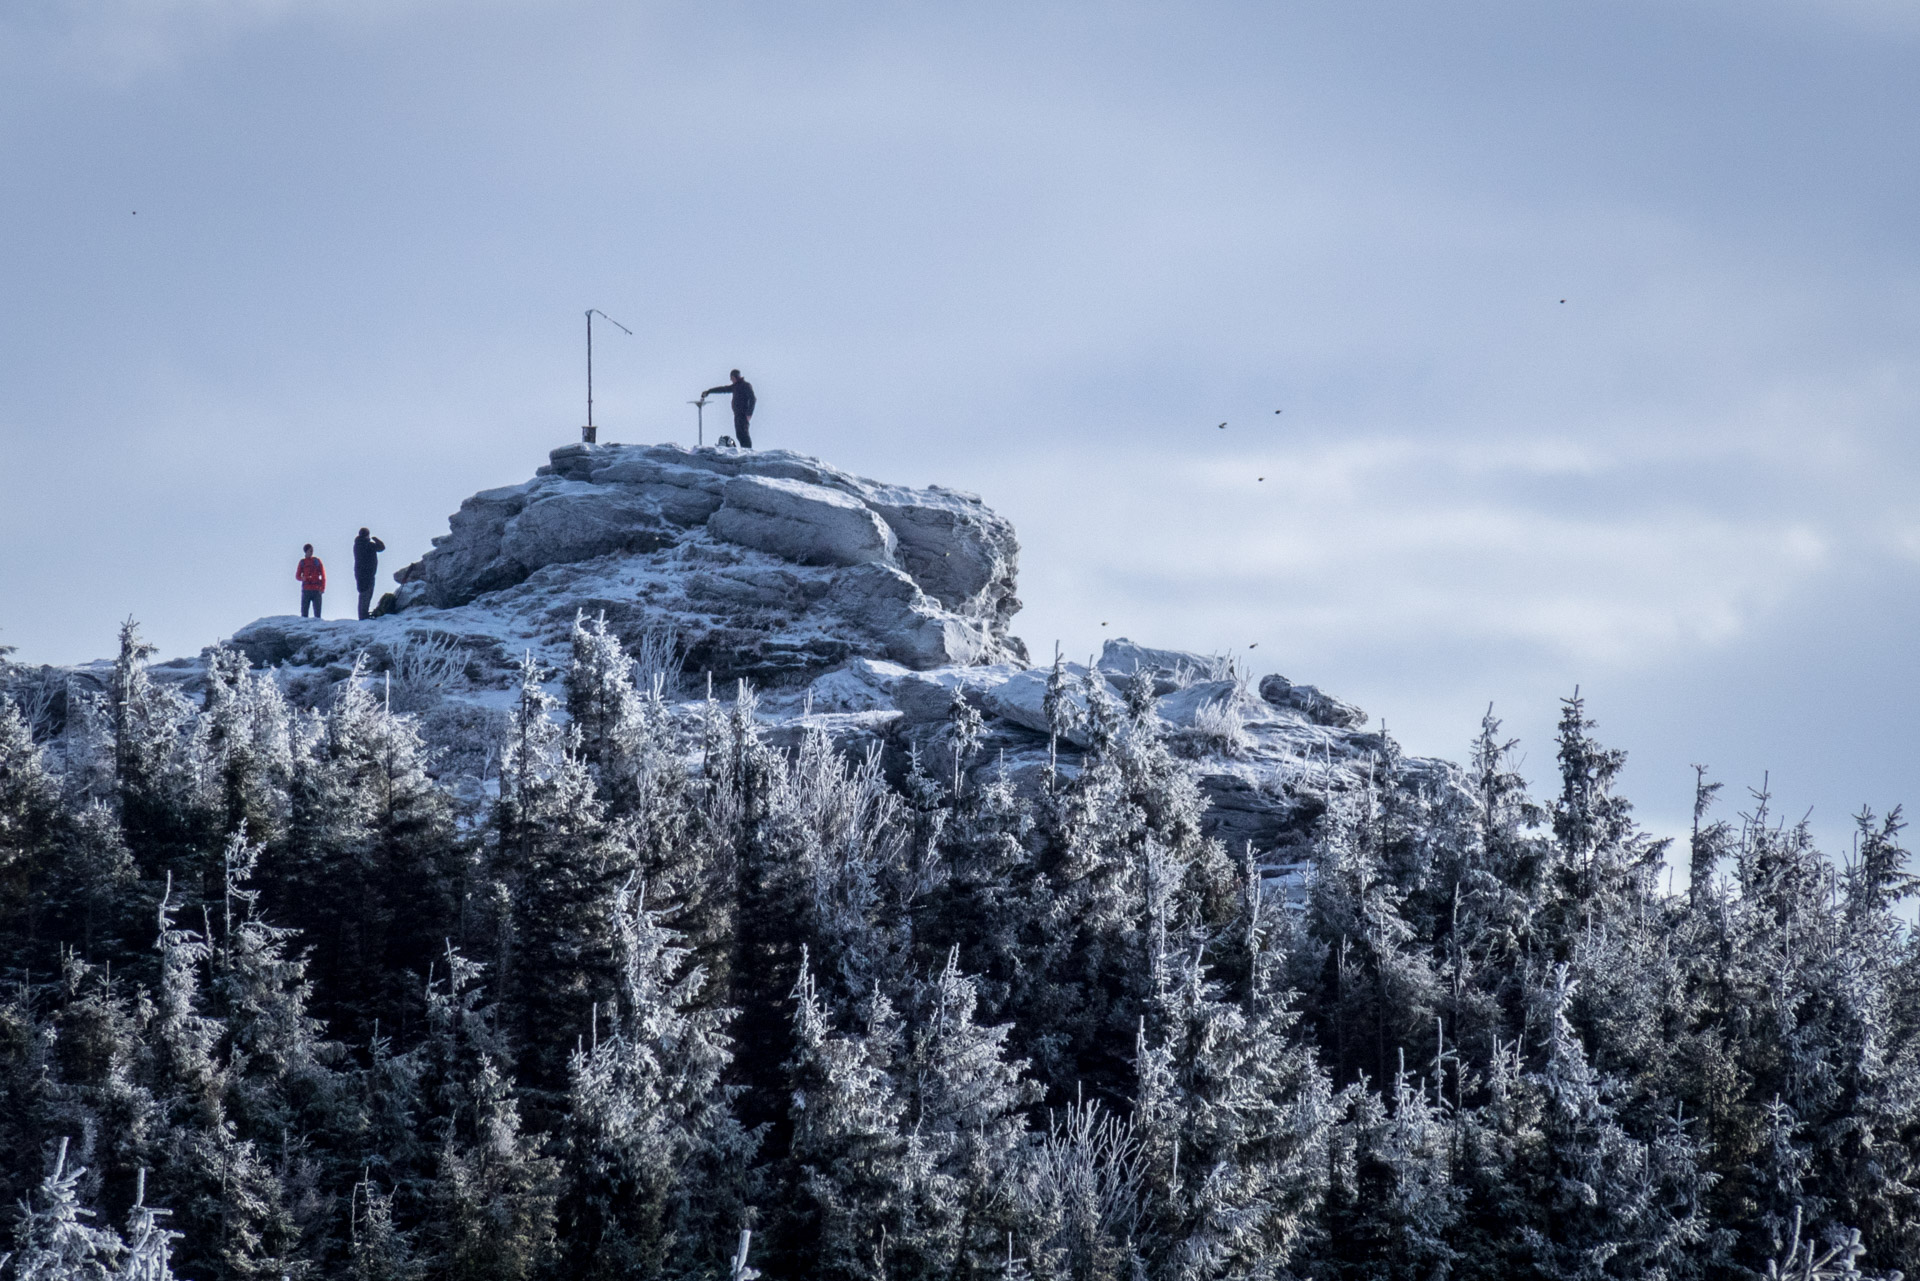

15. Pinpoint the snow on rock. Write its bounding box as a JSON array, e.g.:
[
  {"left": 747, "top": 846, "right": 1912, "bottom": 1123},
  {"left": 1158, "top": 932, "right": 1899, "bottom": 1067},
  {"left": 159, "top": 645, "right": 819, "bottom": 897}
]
[
  {"left": 806, "top": 657, "right": 914, "bottom": 713},
  {"left": 87, "top": 440, "right": 1461, "bottom": 884},
  {"left": 888, "top": 663, "right": 1022, "bottom": 726},
  {"left": 708, "top": 475, "right": 898, "bottom": 567},
  {"left": 1257, "top": 673, "right": 1367, "bottom": 728},
  {"left": 392, "top": 443, "right": 1018, "bottom": 634},
  {"left": 981, "top": 663, "right": 1114, "bottom": 746},
  {"left": 1095, "top": 638, "right": 1224, "bottom": 694},
  {"left": 498, "top": 484, "right": 675, "bottom": 571},
  {"left": 1154, "top": 679, "right": 1259, "bottom": 731},
  {"left": 250, "top": 442, "right": 1027, "bottom": 689}
]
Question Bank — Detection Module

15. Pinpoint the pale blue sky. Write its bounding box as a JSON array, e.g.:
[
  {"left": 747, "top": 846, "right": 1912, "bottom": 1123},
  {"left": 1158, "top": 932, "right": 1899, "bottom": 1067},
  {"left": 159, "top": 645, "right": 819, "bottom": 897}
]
[{"left": 4, "top": 0, "right": 1919, "bottom": 846}]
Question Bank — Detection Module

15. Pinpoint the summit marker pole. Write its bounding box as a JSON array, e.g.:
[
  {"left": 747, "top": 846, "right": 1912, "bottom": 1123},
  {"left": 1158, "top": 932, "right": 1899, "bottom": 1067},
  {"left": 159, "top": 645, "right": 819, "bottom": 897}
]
[{"left": 584, "top": 308, "right": 633, "bottom": 444}]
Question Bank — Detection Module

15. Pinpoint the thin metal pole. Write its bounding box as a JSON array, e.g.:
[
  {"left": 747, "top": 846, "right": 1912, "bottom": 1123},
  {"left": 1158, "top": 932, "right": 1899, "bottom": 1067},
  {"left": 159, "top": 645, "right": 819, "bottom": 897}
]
[{"left": 582, "top": 309, "right": 632, "bottom": 444}]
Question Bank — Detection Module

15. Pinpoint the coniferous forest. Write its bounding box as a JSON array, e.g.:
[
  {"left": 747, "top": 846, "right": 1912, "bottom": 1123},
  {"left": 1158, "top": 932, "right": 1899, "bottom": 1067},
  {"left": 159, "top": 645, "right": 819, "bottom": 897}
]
[{"left": 1, "top": 617, "right": 1916, "bottom": 1280}]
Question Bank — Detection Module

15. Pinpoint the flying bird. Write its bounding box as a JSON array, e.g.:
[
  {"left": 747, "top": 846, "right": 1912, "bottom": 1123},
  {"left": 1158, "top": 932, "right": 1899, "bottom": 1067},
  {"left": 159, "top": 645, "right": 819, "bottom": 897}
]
[
  {"left": 1248, "top": 643, "right": 1259, "bottom": 649},
  {"left": 1218, "top": 422, "right": 1227, "bottom": 429},
  {"left": 1258, "top": 477, "right": 1265, "bottom": 482}
]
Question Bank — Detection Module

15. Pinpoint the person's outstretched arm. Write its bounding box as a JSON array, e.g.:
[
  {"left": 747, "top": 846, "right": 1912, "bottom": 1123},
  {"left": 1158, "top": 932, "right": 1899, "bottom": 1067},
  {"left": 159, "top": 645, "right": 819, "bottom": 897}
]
[
  {"left": 371, "top": 537, "right": 385, "bottom": 553},
  {"left": 702, "top": 384, "right": 734, "bottom": 398}
]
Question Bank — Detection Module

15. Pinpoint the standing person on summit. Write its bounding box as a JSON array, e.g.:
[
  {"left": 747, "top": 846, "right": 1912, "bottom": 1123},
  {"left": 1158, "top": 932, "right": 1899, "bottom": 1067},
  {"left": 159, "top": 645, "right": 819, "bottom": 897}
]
[
  {"left": 296, "top": 544, "right": 327, "bottom": 618},
  {"left": 701, "top": 369, "right": 756, "bottom": 448},
  {"left": 353, "top": 527, "right": 387, "bottom": 620}
]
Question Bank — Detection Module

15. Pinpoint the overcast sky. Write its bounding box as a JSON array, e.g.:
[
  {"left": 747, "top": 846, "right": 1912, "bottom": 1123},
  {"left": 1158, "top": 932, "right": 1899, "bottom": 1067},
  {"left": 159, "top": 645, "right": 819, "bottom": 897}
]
[{"left": 3, "top": 0, "right": 1919, "bottom": 849}]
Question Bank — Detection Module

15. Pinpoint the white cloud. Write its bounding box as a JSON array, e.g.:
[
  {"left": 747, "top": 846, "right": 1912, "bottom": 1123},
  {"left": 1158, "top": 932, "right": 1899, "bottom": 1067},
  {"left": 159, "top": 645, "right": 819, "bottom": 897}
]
[{"left": 1003, "top": 433, "right": 1834, "bottom": 672}]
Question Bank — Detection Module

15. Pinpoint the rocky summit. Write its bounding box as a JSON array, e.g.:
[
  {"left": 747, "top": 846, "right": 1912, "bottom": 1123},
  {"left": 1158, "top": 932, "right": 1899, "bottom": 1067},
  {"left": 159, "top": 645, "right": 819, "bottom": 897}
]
[
  {"left": 235, "top": 442, "right": 1025, "bottom": 684},
  {"left": 93, "top": 442, "right": 1456, "bottom": 875}
]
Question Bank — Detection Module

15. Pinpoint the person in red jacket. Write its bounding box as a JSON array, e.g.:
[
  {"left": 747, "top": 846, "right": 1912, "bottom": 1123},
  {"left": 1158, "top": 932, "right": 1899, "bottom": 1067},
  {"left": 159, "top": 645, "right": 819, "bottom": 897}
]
[{"left": 296, "top": 544, "right": 327, "bottom": 618}]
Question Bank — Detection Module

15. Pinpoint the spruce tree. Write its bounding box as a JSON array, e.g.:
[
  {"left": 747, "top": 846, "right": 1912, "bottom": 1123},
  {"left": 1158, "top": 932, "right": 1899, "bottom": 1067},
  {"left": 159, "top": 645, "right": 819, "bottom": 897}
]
[
  {"left": 1134, "top": 873, "right": 1335, "bottom": 1280},
  {"left": 556, "top": 876, "right": 753, "bottom": 1280},
  {"left": 415, "top": 947, "right": 556, "bottom": 1281},
  {"left": 894, "top": 946, "right": 1041, "bottom": 1280},
  {"left": 281, "top": 658, "right": 463, "bottom": 1040},
  {"left": 0, "top": 695, "right": 62, "bottom": 972},
  {"left": 490, "top": 655, "right": 636, "bottom": 1099},
  {"left": 781, "top": 950, "right": 911, "bottom": 1281},
  {"left": 5, "top": 1138, "right": 126, "bottom": 1280}
]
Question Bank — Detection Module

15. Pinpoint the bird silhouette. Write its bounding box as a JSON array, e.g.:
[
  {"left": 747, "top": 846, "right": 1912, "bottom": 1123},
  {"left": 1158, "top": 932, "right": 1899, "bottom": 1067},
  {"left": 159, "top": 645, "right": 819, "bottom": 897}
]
[
  {"left": 1217, "top": 422, "right": 1227, "bottom": 429},
  {"left": 1275, "top": 409, "right": 1282, "bottom": 414},
  {"left": 1258, "top": 477, "right": 1265, "bottom": 482},
  {"left": 1248, "top": 643, "right": 1258, "bottom": 649}
]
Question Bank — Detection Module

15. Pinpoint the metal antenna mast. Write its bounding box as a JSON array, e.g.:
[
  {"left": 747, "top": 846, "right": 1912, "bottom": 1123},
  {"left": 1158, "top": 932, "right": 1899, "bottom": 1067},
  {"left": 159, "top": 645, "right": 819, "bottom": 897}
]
[{"left": 584, "top": 308, "right": 633, "bottom": 444}]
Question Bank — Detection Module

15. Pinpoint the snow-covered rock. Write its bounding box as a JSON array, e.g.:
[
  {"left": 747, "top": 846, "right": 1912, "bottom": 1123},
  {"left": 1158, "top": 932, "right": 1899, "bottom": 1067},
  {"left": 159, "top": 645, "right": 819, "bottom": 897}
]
[
  {"left": 260, "top": 442, "right": 1028, "bottom": 690},
  {"left": 1257, "top": 673, "right": 1367, "bottom": 728},
  {"left": 708, "top": 475, "right": 898, "bottom": 567},
  {"left": 806, "top": 657, "right": 914, "bottom": 713},
  {"left": 499, "top": 484, "right": 674, "bottom": 571},
  {"left": 1096, "top": 638, "right": 1223, "bottom": 694},
  {"left": 1154, "top": 679, "right": 1251, "bottom": 730},
  {"left": 394, "top": 443, "right": 1017, "bottom": 633},
  {"left": 72, "top": 439, "right": 1459, "bottom": 884},
  {"left": 980, "top": 663, "right": 1116, "bottom": 745}
]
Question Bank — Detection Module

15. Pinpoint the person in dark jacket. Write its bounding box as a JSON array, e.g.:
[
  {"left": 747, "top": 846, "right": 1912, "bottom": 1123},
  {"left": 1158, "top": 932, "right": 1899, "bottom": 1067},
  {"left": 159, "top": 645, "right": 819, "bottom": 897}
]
[
  {"left": 701, "top": 370, "right": 756, "bottom": 448},
  {"left": 296, "top": 545, "right": 326, "bottom": 618},
  {"left": 353, "top": 528, "right": 387, "bottom": 620}
]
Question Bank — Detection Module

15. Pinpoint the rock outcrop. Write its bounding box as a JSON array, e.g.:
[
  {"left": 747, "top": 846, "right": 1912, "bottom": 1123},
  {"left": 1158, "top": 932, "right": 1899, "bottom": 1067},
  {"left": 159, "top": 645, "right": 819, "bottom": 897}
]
[
  {"left": 232, "top": 443, "right": 1023, "bottom": 689},
  {"left": 28, "top": 439, "right": 1461, "bottom": 885}
]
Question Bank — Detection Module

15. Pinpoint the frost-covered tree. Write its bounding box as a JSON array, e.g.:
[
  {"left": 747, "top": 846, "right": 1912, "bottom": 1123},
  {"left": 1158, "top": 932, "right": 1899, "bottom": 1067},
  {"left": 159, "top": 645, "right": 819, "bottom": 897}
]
[
  {"left": 144, "top": 880, "right": 309, "bottom": 1281},
  {"left": 894, "top": 947, "right": 1041, "bottom": 1280},
  {"left": 1319, "top": 1056, "right": 1460, "bottom": 1281},
  {"left": 1134, "top": 875, "right": 1335, "bottom": 1280},
  {"left": 781, "top": 950, "right": 911, "bottom": 1281},
  {"left": 108, "top": 621, "right": 209, "bottom": 887},
  {"left": 415, "top": 947, "right": 556, "bottom": 1281},
  {"left": 281, "top": 658, "right": 463, "bottom": 1042},
  {"left": 5, "top": 1138, "right": 126, "bottom": 1280},
  {"left": 196, "top": 646, "right": 293, "bottom": 849},
  {"left": 1019, "top": 1099, "right": 1145, "bottom": 1281},
  {"left": 565, "top": 614, "right": 689, "bottom": 839},
  {"left": 1304, "top": 773, "right": 1441, "bottom": 1091},
  {"left": 490, "top": 654, "right": 638, "bottom": 1097},
  {"left": 0, "top": 694, "right": 63, "bottom": 969},
  {"left": 556, "top": 877, "right": 752, "bottom": 1280},
  {"left": 119, "top": 1170, "right": 184, "bottom": 1281}
]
